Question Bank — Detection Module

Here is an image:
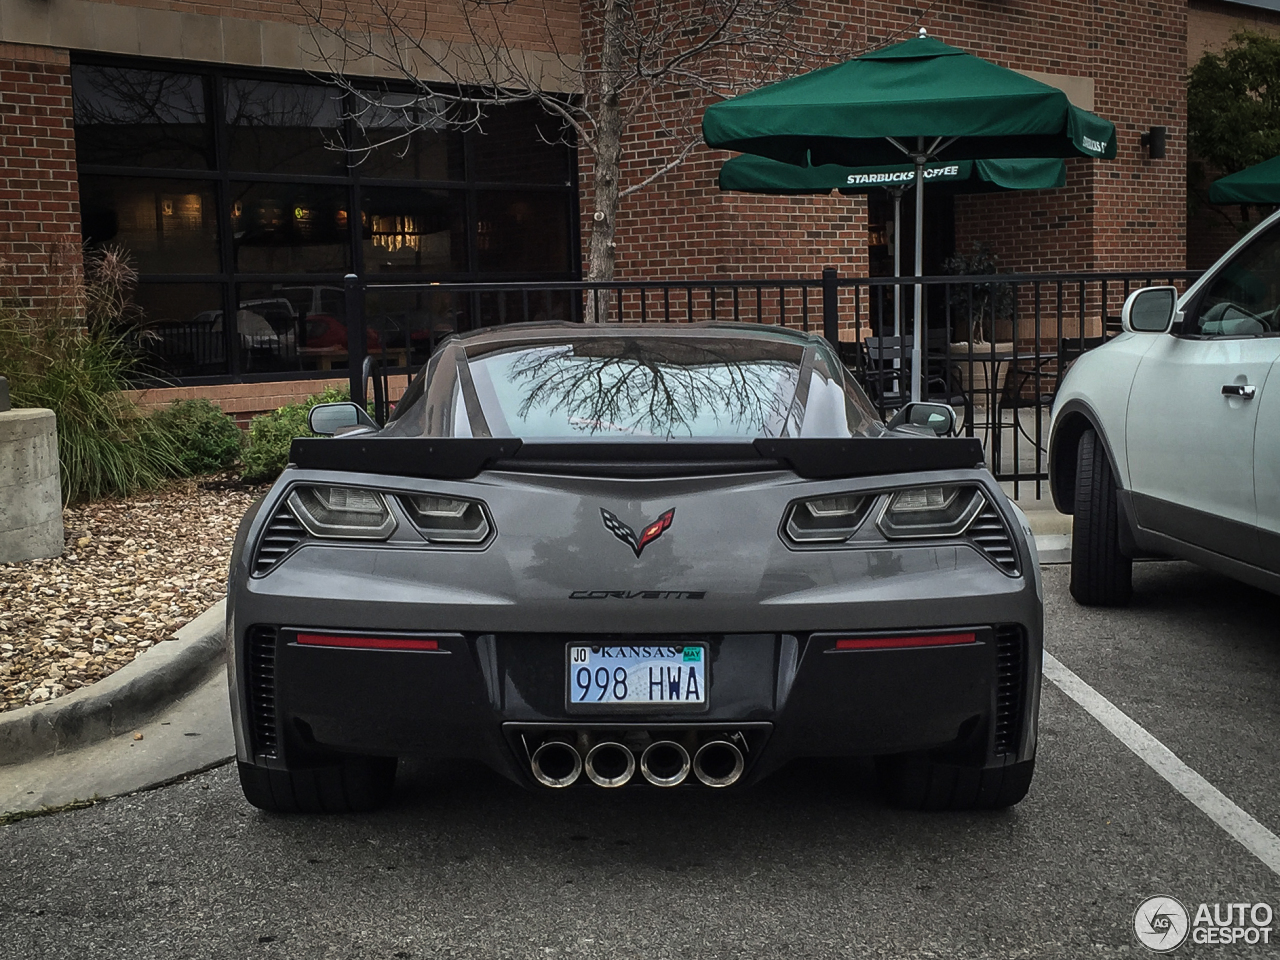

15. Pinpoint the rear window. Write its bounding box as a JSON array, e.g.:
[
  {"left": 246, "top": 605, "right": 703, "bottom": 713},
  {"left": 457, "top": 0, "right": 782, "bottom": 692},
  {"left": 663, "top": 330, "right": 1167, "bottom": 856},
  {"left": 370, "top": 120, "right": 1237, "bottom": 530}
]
[{"left": 466, "top": 337, "right": 805, "bottom": 439}]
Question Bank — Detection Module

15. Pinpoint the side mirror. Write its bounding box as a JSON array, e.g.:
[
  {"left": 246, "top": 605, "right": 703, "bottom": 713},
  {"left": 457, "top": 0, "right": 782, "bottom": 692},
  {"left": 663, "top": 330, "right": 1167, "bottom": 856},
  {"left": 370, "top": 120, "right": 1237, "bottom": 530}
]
[
  {"left": 307, "top": 401, "right": 377, "bottom": 437},
  {"left": 886, "top": 401, "right": 956, "bottom": 437},
  {"left": 1122, "top": 286, "right": 1177, "bottom": 334}
]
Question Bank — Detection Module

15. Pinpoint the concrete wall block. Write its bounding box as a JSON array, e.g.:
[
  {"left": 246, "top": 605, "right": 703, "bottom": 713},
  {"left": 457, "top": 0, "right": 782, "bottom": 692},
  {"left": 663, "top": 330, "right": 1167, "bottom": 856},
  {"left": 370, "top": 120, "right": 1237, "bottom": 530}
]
[
  {"left": 0, "top": 426, "right": 58, "bottom": 487},
  {"left": 0, "top": 407, "right": 63, "bottom": 562},
  {"left": 0, "top": 512, "right": 63, "bottom": 561}
]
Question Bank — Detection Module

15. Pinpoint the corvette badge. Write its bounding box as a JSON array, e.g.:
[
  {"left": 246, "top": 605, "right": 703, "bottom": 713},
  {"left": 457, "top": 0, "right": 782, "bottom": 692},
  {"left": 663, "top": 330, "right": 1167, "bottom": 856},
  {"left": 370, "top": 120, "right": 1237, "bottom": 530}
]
[{"left": 600, "top": 507, "right": 675, "bottom": 558}]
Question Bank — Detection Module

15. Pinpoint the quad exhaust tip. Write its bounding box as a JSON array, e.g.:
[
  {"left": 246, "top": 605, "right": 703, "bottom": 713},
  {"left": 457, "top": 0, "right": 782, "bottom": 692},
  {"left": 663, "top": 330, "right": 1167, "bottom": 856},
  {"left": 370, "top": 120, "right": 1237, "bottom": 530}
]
[
  {"left": 692, "top": 740, "right": 745, "bottom": 788},
  {"left": 584, "top": 741, "right": 636, "bottom": 787},
  {"left": 530, "top": 740, "right": 583, "bottom": 788},
  {"left": 640, "top": 740, "right": 691, "bottom": 787},
  {"left": 529, "top": 734, "right": 746, "bottom": 788}
]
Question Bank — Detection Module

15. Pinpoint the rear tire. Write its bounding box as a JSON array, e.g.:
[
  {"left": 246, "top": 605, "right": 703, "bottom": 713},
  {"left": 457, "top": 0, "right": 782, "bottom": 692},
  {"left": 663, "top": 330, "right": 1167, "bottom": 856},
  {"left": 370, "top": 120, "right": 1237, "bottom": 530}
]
[
  {"left": 876, "top": 754, "right": 1035, "bottom": 811},
  {"left": 237, "top": 756, "right": 397, "bottom": 814},
  {"left": 1070, "top": 428, "right": 1132, "bottom": 606}
]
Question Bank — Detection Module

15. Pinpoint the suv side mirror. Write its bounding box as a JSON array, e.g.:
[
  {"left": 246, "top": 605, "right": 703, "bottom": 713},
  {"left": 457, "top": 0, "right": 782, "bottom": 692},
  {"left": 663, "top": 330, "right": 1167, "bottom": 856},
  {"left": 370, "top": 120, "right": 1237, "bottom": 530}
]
[
  {"left": 1122, "top": 286, "right": 1178, "bottom": 334},
  {"left": 307, "top": 401, "right": 377, "bottom": 436},
  {"left": 886, "top": 401, "right": 956, "bottom": 437}
]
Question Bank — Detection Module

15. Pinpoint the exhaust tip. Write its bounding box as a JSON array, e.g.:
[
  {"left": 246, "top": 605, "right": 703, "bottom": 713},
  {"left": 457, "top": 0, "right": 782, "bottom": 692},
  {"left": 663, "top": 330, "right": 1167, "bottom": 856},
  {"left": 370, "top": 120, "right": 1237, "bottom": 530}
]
[
  {"left": 530, "top": 740, "right": 582, "bottom": 788},
  {"left": 584, "top": 741, "right": 636, "bottom": 787},
  {"left": 640, "top": 741, "right": 691, "bottom": 787},
  {"left": 693, "top": 740, "right": 744, "bottom": 788}
]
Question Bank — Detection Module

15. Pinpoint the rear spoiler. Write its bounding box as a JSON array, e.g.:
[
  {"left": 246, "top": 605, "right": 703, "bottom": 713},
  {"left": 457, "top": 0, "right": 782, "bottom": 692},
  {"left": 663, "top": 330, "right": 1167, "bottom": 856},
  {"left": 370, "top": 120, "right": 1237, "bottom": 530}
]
[{"left": 288, "top": 435, "right": 985, "bottom": 480}]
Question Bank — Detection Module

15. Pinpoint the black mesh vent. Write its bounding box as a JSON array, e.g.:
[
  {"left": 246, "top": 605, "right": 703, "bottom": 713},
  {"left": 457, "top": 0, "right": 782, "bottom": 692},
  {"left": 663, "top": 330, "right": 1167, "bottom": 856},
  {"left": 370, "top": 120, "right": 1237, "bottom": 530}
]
[
  {"left": 253, "top": 502, "right": 307, "bottom": 576},
  {"left": 246, "top": 626, "right": 279, "bottom": 757},
  {"left": 993, "top": 625, "right": 1025, "bottom": 755},
  {"left": 968, "top": 502, "right": 1019, "bottom": 575}
]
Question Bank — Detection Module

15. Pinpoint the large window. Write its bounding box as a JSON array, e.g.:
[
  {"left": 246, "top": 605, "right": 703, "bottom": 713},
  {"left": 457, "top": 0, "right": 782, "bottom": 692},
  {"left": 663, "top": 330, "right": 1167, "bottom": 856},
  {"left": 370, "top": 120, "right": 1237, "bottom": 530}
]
[{"left": 73, "top": 59, "right": 578, "bottom": 382}]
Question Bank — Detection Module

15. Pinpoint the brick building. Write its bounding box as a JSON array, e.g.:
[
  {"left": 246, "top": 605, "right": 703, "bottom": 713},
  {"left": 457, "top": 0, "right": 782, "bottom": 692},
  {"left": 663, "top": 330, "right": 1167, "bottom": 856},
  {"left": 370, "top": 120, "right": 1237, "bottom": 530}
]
[{"left": 0, "top": 0, "right": 1270, "bottom": 412}]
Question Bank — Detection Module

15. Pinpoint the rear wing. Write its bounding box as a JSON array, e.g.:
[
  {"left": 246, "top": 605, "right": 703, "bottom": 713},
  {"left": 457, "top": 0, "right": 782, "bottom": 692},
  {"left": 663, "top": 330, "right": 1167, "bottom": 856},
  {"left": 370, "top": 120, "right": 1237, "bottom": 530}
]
[{"left": 288, "top": 436, "right": 985, "bottom": 480}]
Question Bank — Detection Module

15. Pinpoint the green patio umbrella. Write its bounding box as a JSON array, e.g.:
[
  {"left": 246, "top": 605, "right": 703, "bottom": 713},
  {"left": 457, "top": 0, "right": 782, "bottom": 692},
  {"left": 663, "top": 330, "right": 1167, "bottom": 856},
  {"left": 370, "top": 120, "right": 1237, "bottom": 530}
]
[
  {"left": 718, "top": 155, "right": 1066, "bottom": 340},
  {"left": 1209, "top": 156, "right": 1280, "bottom": 205},
  {"left": 703, "top": 31, "right": 1116, "bottom": 401},
  {"left": 718, "top": 155, "right": 1066, "bottom": 195}
]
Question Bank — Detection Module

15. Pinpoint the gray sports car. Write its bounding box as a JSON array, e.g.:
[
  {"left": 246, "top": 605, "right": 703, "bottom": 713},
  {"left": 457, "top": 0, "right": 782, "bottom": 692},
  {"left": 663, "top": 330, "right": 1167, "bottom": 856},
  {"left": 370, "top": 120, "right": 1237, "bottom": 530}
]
[{"left": 226, "top": 322, "right": 1043, "bottom": 813}]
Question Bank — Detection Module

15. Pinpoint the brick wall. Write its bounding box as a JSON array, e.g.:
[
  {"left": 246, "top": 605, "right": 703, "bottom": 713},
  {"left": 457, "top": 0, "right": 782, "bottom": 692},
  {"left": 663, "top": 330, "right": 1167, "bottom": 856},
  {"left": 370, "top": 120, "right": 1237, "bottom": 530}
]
[
  {"left": 1189, "top": 0, "right": 1280, "bottom": 63},
  {"left": 584, "top": 0, "right": 869, "bottom": 335},
  {"left": 0, "top": 43, "right": 81, "bottom": 310},
  {"left": 93, "top": 0, "right": 582, "bottom": 57},
  {"left": 1089, "top": 0, "right": 1187, "bottom": 273},
  {"left": 590, "top": 0, "right": 1189, "bottom": 335},
  {"left": 0, "top": 0, "right": 1200, "bottom": 358},
  {"left": 125, "top": 376, "right": 410, "bottom": 426}
]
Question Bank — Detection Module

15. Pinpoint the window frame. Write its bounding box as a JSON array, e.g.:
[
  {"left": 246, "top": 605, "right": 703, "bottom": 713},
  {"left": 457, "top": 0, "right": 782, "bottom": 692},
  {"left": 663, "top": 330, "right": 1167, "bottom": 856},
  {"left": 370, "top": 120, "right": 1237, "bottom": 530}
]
[
  {"left": 72, "top": 53, "right": 581, "bottom": 385},
  {"left": 1179, "top": 220, "right": 1280, "bottom": 341}
]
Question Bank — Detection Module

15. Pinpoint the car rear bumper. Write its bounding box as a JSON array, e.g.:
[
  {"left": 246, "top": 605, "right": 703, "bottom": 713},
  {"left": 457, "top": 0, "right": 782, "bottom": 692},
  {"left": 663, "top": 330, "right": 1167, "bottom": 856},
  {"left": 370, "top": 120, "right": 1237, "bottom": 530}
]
[{"left": 230, "top": 619, "right": 1041, "bottom": 788}]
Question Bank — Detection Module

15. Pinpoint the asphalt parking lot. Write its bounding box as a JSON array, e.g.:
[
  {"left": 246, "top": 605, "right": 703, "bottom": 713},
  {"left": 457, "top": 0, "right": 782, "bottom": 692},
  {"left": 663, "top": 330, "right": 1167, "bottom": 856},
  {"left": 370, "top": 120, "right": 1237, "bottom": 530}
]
[{"left": 1, "top": 561, "right": 1278, "bottom": 960}]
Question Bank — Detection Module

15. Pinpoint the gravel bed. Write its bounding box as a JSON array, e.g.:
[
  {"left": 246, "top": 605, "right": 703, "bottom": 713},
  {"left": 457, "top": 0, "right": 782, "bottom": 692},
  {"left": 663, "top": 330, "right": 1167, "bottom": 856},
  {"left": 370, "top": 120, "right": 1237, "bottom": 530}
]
[{"left": 0, "top": 477, "right": 260, "bottom": 713}]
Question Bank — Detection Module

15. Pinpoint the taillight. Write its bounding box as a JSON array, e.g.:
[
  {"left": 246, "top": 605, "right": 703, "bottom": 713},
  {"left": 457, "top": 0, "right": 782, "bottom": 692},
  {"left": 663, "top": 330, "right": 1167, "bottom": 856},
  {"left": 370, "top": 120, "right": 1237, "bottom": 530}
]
[
  {"left": 782, "top": 494, "right": 870, "bottom": 543},
  {"left": 834, "top": 633, "right": 976, "bottom": 650},
  {"left": 287, "top": 485, "right": 397, "bottom": 540},
  {"left": 296, "top": 634, "right": 439, "bottom": 651},
  {"left": 401, "top": 494, "right": 492, "bottom": 544},
  {"left": 876, "top": 485, "right": 984, "bottom": 539}
]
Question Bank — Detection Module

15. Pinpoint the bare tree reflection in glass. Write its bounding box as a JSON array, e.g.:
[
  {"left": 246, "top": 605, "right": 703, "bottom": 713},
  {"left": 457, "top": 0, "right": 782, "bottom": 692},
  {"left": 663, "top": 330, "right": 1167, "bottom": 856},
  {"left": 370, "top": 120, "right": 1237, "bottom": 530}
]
[
  {"left": 72, "top": 65, "right": 211, "bottom": 169},
  {"left": 500, "top": 339, "right": 800, "bottom": 438}
]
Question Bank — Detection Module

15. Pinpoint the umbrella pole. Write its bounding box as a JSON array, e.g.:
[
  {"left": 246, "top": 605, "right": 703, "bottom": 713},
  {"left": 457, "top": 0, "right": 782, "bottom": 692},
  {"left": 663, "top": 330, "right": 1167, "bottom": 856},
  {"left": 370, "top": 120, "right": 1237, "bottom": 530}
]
[
  {"left": 891, "top": 187, "right": 902, "bottom": 340},
  {"left": 911, "top": 147, "right": 925, "bottom": 403}
]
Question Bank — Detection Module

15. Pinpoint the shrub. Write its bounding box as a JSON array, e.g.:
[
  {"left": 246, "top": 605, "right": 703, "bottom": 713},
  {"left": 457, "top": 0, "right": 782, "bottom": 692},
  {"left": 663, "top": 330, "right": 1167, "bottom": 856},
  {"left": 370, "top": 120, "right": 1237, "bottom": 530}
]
[
  {"left": 151, "top": 399, "right": 243, "bottom": 475},
  {"left": 0, "top": 246, "right": 187, "bottom": 503},
  {"left": 941, "top": 242, "right": 1014, "bottom": 343},
  {"left": 241, "top": 386, "right": 350, "bottom": 483}
]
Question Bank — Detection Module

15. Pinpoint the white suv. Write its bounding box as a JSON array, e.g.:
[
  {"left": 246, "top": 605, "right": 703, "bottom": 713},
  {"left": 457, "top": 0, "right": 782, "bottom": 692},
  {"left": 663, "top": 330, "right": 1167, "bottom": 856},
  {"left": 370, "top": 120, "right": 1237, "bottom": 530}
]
[{"left": 1049, "top": 211, "right": 1280, "bottom": 605}]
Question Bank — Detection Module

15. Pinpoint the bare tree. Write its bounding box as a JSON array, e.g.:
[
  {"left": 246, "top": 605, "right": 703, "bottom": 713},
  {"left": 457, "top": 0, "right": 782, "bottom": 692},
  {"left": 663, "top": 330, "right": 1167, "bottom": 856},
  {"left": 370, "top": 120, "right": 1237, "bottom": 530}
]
[{"left": 296, "top": 0, "right": 859, "bottom": 299}]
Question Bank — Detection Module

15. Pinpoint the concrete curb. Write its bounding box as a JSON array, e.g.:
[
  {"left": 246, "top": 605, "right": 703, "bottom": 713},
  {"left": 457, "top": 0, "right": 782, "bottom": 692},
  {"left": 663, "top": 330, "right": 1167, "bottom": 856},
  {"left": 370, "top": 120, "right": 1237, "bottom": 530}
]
[{"left": 0, "top": 600, "right": 227, "bottom": 767}]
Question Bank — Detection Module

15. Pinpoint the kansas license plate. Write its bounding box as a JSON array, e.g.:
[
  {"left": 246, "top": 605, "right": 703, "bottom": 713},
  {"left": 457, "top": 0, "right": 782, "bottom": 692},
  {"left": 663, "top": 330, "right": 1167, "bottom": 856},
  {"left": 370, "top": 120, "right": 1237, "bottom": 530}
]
[{"left": 567, "top": 644, "right": 707, "bottom": 708}]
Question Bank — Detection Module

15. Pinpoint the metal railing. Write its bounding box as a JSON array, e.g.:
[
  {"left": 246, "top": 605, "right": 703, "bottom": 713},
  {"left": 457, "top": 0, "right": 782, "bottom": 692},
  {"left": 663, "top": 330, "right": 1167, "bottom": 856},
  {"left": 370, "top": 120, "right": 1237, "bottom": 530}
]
[{"left": 339, "top": 268, "right": 1201, "bottom": 497}]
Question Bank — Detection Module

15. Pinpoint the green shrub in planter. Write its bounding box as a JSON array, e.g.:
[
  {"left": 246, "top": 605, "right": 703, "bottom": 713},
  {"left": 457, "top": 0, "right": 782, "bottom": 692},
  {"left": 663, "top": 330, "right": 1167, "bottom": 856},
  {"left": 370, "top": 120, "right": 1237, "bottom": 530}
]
[
  {"left": 241, "top": 386, "right": 349, "bottom": 483},
  {"left": 151, "top": 398, "right": 243, "bottom": 475},
  {"left": 0, "top": 246, "right": 188, "bottom": 503}
]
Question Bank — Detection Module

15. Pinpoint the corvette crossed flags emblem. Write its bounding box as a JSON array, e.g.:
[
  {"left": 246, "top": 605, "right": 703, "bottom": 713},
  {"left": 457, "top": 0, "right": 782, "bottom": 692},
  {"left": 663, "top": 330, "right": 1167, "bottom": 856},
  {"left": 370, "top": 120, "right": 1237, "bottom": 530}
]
[{"left": 600, "top": 507, "right": 675, "bottom": 558}]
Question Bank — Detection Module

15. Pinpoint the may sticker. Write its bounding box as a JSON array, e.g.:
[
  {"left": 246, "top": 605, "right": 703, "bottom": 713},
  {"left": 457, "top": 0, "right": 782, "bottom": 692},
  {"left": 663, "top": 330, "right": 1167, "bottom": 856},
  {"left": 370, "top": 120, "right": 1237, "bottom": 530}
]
[{"left": 683, "top": 647, "right": 702, "bottom": 663}]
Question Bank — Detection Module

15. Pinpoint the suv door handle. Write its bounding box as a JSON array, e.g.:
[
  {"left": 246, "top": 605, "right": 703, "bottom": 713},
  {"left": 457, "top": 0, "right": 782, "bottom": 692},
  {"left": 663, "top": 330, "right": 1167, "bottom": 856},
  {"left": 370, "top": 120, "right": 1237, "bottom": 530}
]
[{"left": 1222, "top": 383, "right": 1257, "bottom": 399}]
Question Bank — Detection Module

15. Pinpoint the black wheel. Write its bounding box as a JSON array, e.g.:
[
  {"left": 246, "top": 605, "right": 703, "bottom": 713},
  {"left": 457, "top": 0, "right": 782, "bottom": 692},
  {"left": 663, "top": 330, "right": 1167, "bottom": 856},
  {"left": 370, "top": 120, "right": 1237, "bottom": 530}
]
[
  {"left": 237, "top": 756, "right": 397, "bottom": 814},
  {"left": 1070, "top": 428, "right": 1132, "bottom": 606},
  {"left": 875, "top": 754, "right": 1035, "bottom": 811}
]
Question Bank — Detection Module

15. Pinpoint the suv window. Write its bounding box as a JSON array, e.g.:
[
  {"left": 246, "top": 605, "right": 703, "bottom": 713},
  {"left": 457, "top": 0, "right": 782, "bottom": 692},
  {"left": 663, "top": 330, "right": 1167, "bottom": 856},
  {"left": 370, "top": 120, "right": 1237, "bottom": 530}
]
[{"left": 1187, "top": 223, "right": 1280, "bottom": 337}]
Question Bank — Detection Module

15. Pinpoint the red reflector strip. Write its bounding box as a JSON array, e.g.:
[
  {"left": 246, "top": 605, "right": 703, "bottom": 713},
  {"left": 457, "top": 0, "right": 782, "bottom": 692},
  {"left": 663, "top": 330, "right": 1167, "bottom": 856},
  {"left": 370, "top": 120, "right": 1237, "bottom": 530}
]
[
  {"left": 296, "top": 633, "right": 439, "bottom": 651},
  {"left": 834, "top": 632, "right": 976, "bottom": 651}
]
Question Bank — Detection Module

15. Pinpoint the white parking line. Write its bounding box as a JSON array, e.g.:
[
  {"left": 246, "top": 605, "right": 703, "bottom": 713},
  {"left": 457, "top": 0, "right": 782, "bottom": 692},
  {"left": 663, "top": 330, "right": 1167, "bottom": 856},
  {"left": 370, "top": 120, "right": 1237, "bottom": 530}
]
[{"left": 1043, "top": 651, "right": 1280, "bottom": 878}]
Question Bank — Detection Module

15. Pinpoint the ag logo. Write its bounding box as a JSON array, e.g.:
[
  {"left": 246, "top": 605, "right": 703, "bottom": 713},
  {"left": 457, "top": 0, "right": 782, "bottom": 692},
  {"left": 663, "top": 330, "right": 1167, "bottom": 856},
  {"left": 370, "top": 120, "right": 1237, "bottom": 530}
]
[
  {"left": 1134, "top": 896, "right": 1190, "bottom": 953},
  {"left": 600, "top": 507, "right": 674, "bottom": 558}
]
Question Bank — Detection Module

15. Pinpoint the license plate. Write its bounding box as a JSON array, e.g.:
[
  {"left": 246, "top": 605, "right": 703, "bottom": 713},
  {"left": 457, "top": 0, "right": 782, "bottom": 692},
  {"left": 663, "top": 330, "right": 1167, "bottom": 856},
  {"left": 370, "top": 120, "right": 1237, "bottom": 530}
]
[{"left": 567, "top": 644, "right": 707, "bottom": 708}]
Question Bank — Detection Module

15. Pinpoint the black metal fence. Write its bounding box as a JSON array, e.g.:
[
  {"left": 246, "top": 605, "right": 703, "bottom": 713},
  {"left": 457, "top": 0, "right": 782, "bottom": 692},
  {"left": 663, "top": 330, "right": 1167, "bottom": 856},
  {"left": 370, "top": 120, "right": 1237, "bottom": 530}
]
[{"left": 331, "top": 268, "right": 1200, "bottom": 496}]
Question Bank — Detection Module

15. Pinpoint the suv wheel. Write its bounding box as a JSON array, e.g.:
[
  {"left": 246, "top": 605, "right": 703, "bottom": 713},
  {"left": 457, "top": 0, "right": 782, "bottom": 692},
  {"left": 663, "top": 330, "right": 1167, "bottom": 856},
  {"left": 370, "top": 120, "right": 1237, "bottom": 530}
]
[{"left": 1070, "top": 428, "right": 1132, "bottom": 606}]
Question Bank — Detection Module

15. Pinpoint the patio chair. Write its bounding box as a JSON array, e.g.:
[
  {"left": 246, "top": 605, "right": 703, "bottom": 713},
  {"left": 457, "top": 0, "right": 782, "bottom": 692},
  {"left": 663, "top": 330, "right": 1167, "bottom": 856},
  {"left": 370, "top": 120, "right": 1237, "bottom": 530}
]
[
  {"left": 991, "top": 335, "right": 1103, "bottom": 469},
  {"left": 859, "top": 336, "right": 909, "bottom": 415},
  {"left": 859, "top": 336, "right": 972, "bottom": 425},
  {"left": 993, "top": 355, "right": 1054, "bottom": 469}
]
